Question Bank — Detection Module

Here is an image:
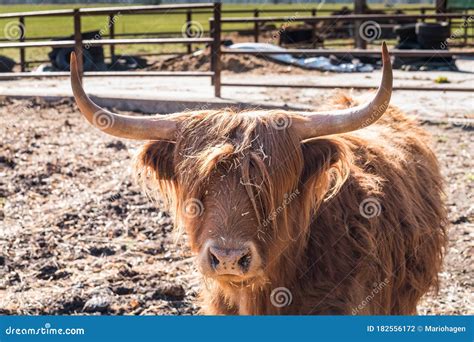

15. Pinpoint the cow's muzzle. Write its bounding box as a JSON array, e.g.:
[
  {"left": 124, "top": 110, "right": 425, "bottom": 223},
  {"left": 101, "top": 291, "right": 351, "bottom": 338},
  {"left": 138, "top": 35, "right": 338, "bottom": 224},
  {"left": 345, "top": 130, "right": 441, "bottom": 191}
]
[{"left": 198, "top": 240, "right": 262, "bottom": 281}]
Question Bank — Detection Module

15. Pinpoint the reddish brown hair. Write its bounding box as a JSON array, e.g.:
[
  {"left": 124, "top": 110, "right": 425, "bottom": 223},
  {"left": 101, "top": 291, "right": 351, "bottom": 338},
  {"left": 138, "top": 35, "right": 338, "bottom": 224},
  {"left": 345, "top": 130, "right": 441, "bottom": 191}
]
[{"left": 134, "top": 95, "right": 447, "bottom": 315}]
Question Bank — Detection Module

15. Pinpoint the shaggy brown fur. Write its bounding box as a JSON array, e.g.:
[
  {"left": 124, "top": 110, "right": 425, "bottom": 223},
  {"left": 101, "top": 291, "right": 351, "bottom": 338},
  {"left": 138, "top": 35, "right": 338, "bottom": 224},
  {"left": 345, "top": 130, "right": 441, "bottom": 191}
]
[{"left": 134, "top": 95, "right": 447, "bottom": 315}]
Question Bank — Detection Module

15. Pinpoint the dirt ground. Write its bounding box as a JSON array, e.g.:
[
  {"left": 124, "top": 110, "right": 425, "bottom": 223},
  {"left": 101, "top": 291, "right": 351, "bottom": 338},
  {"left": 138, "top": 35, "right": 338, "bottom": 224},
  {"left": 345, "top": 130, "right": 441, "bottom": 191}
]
[
  {"left": 148, "top": 47, "right": 304, "bottom": 75},
  {"left": 0, "top": 98, "right": 472, "bottom": 315},
  {"left": 147, "top": 41, "right": 473, "bottom": 76}
]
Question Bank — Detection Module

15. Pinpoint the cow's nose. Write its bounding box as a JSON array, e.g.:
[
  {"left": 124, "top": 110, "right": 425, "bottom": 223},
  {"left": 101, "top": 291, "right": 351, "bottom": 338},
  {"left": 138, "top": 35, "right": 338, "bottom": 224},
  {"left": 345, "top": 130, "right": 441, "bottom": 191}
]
[{"left": 208, "top": 245, "right": 252, "bottom": 275}]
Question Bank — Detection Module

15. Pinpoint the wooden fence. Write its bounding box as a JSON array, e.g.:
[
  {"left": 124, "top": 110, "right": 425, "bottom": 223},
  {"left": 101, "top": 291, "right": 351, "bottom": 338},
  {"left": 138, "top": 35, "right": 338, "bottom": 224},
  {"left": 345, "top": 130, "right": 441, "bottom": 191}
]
[{"left": 0, "top": 3, "right": 473, "bottom": 95}]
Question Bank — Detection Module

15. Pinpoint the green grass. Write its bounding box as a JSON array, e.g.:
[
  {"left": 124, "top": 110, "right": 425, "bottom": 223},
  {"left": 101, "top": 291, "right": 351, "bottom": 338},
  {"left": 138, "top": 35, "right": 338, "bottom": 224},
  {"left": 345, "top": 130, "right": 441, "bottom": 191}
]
[
  {"left": 0, "top": 3, "right": 451, "bottom": 68},
  {"left": 0, "top": 3, "right": 360, "bottom": 40},
  {"left": 0, "top": 2, "right": 432, "bottom": 37}
]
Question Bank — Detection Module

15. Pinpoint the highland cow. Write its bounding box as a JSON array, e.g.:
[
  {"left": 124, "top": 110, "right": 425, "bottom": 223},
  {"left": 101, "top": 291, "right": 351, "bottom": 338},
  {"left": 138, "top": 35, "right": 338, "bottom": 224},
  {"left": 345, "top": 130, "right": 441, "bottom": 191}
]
[{"left": 70, "top": 43, "right": 446, "bottom": 315}]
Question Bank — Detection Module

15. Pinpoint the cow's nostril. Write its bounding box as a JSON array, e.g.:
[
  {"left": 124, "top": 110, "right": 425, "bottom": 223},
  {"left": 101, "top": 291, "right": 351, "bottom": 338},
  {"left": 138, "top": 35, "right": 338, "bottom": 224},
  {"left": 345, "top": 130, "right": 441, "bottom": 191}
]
[
  {"left": 207, "top": 245, "right": 255, "bottom": 275},
  {"left": 209, "top": 251, "right": 220, "bottom": 269},
  {"left": 238, "top": 253, "right": 252, "bottom": 271}
]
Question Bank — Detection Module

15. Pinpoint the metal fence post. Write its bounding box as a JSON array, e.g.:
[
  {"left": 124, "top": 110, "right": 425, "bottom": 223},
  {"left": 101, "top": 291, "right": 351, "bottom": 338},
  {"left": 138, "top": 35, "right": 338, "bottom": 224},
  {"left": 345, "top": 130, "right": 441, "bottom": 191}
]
[
  {"left": 212, "top": 2, "right": 221, "bottom": 98},
  {"left": 354, "top": 0, "right": 367, "bottom": 49},
  {"left": 209, "top": 18, "right": 215, "bottom": 85},
  {"left": 73, "top": 9, "right": 83, "bottom": 81},
  {"left": 186, "top": 9, "right": 193, "bottom": 53},
  {"left": 108, "top": 13, "right": 116, "bottom": 63},
  {"left": 463, "top": 13, "right": 468, "bottom": 46},
  {"left": 19, "top": 16, "right": 25, "bottom": 72},
  {"left": 311, "top": 8, "right": 317, "bottom": 48},
  {"left": 254, "top": 9, "right": 260, "bottom": 43}
]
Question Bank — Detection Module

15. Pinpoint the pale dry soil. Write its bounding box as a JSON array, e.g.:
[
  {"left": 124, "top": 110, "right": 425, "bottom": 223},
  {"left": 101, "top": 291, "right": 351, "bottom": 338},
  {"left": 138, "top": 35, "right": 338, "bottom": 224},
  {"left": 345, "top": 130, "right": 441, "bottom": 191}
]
[{"left": 0, "top": 99, "right": 472, "bottom": 315}]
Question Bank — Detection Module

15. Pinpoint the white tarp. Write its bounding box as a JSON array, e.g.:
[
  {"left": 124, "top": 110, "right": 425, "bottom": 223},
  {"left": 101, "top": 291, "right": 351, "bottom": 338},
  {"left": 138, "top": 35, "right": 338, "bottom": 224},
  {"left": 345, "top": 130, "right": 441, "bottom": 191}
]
[{"left": 228, "top": 43, "right": 374, "bottom": 73}]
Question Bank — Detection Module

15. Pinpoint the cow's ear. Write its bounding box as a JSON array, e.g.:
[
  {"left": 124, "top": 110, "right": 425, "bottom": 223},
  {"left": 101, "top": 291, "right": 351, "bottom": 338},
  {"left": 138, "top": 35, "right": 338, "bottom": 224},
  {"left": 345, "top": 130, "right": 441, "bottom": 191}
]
[
  {"left": 300, "top": 138, "right": 345, "bottom": 184},
  {"left": 135, "top": 140, "right": 176, "bottom": 180}
]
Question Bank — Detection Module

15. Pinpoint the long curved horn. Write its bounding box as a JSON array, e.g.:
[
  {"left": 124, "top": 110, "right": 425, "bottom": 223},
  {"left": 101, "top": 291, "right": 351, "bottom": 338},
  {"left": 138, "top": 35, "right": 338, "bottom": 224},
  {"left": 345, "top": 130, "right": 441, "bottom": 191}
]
[
  {"left": 294, "top": 42, "right": 392, "bottom": 140},
  {"left": 70, "top": 52, "right": 177, "bottom": 141}
]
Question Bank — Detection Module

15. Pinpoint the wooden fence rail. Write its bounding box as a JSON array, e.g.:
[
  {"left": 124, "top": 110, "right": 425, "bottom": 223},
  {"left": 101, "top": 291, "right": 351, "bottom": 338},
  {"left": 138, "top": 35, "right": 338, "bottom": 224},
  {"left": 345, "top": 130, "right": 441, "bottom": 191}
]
[
  {"left": 1, "top": 4, "right": 472, "bottom": 68},
  {"left": 0, "top": 3, "right": 473, "bottom": 94}
]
